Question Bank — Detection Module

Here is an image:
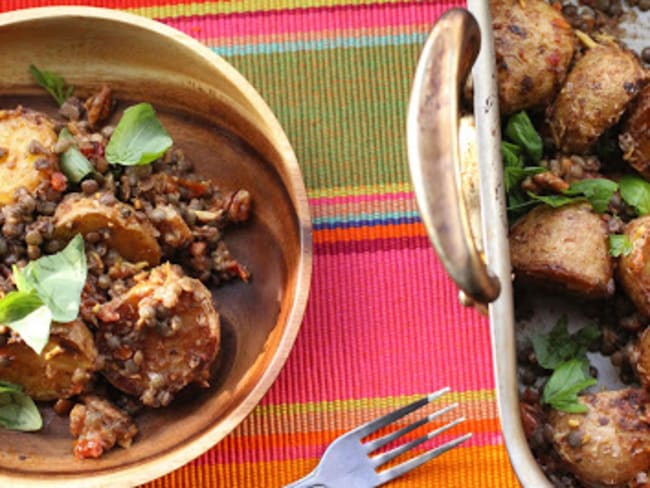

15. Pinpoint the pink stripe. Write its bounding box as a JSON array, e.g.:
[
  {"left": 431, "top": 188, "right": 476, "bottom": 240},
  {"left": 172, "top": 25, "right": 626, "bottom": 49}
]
[
  {"left": 309, "top": 191, "right": 414, "bottom": 206},
  {"left": 262, "top": 247, "right": 494, "bottom": 405},
  {"left": 197, "top": 432, "right": 503, "bottom": 464},
  {"left": 160, "top": 2, "right": 454, "bottom": 38}
]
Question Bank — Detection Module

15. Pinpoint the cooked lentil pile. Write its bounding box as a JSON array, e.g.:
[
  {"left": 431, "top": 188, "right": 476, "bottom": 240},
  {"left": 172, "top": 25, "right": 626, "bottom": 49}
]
[{"left": 0, "top": 78, "right": 251, "bottom": 459}]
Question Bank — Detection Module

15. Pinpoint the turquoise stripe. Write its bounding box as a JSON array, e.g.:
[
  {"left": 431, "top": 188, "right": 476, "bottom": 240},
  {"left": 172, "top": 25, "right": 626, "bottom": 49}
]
[
  {"left": 313, "top": 210, "right": 420, "bottom": 226},
  {"left": 212, "top": 32, "right": 427, "bottom": 57}
]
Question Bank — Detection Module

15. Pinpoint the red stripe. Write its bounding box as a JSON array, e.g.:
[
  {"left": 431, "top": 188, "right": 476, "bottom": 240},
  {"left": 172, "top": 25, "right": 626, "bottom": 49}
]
[
  {"left": 160, "top": 2, "right": 452, "bottom": 38},
  {"left": 315, "top": 235, "right": 431, "bottom": 255},
  {"left": 260, "top": 247, "right": 493, "bottom": 405}
]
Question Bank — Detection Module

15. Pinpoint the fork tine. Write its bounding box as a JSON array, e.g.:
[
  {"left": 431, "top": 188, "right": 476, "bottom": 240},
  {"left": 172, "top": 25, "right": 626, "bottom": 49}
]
[
  {"left": 376, "top": 432, "right": 473, "bottom": 485},
  {"left": 353, "top": 387, "right": 450, "bottom": 438},
  {"left": 364, "top": 403, "right": 457, "bottom": 453},
  {"left": 371, "top": 416, "right": 465, "bottom": 468}
]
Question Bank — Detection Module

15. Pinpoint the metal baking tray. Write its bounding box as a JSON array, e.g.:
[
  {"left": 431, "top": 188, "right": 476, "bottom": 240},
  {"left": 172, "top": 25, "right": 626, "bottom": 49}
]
[{"left": 407, "top": 3, "right": 650, "bottom": 487}]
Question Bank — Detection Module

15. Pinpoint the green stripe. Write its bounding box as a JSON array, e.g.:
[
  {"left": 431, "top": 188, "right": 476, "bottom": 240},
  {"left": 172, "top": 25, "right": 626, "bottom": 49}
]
[{"left": 227, "top": 44, "right": 420, "bottom": 191}]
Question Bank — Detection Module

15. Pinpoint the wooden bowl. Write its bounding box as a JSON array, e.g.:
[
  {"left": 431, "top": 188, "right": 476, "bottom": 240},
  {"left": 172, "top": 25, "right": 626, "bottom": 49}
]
[{"left": 0, "top": 7, "right": 312, "bottom": 487}]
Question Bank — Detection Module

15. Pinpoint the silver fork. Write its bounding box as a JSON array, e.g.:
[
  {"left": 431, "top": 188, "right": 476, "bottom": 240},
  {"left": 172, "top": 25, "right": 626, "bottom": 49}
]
[{"left": 284, "top": 387, "right": 472, "bottom": 488}]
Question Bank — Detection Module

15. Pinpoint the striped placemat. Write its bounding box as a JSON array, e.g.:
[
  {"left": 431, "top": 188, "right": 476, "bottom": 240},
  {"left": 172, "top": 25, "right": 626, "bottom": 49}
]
[{"left": 1, "top": 1, "right": 520, "bottom": 486}]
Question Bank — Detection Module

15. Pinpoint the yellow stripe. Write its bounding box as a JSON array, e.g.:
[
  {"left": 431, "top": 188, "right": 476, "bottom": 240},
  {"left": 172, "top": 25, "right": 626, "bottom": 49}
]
[
  {"left": 308, "top": 182, "right": 413, "bottom": 199},
  {"left": 251, "top": 389, "right": 496, "bottom": 416},
  {"left": 128, "top": 0, "right": 417, "bottom": 18},
  {"left": 236, "top": 398, "right": 499, "bottom": 436}
]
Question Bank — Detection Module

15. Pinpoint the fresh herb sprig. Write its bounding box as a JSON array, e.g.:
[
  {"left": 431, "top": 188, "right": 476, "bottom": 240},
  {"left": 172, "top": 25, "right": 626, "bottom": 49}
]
[
  {"left": 105, "top": 103, "right": 173, "bottom": 166},
  {"left": 58, "top": 129, "right": 94, "bottom": 184},
  {"left": 619, "top": 174, "right": 650, "bottom": 216},
  {"left": 609, "top": 234, "right": 633, "bottom": 257},
  {"left": 504, "top": 111, "right": 543, "bottom": 164},
  {"left": 0, "top": 234, "right": 87, "bottom": 354},
  {"left": 526, "top": 178, "right": 619, "bottom": 214},
  {"left": 531, "top": 316, "right": 600, "bottom": 413},
  {"left": 0, "top": 381, "right": 42, "bottom": 432},
  {"left": 542, "top": 359, "right": 597, "bottom": 414},
  {"left": 29, "top": 65, "right": 74, "bottom": 106}
]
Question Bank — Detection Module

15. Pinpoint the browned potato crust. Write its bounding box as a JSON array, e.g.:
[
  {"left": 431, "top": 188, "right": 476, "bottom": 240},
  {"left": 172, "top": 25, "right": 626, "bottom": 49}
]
[
  {"left": 620, "top": 83, "right": 650, "bottom": 179},
  {"left": 0, "top": 320, "right": 97, "bottom": 401},
  {"left": 0, "top": 108, "right": 57, "bottom": 204},
  {"left": 618, "top": 216, "right": 650, "bottom": 318},
  {"left": 632, "top": 327, "right": 650, "bottom": 388},
  {"left": 510, "top": 203, "right": 614, "bottom": 298},
  {"left": 491, "top": 0, "right": 576, "bottom": 115},
  {"left": 53, "top": 192, "right": 161, "bottom": 266},
  {"left": 549, "top": 389, "right": 650, "bottom": 486},
  {"left": 96, "top": 263, "right": 219, "bottom": 407},
  {"left": 549, "top": 44, "right": 646, "bottom": 154}
]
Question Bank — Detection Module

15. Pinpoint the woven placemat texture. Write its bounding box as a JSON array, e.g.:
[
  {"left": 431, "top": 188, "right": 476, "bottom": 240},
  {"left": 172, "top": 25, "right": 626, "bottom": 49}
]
[{"left": 1, "top": 1, "right": 520, "bottom": 486}]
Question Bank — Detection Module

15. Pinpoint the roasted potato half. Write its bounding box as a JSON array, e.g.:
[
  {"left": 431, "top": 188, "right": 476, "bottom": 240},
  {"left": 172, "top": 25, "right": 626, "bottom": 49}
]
[
  {"left": 549, "top": 44, "right": 646, "bottom": 154},
  {"left": 96, "top": 263, "right": 220, "bottom": 407},
  {"left": 618, "top": 216, "right": 650, "bottom": 318},
  {"left": 54, "top": 192, "right": 161, "bottom": 266},
  {"left": 549, "top": 389, "right": 650, "bottom": 487},
  {"left": 0, "top": 320, "right": 97, "bottom": 401},
  {"left": 0, "top": 108, "right": 57, "bottom": 204},
  {"left": 491, "top": 0, "right": 576, "bottom": 115},
  {"left": 620, "top": 83, "right": 650, "bottom": 179},
  {"left": 509, "top": 203, "right": 614, "bottom": 298},
  {"left": 632, "top": 327, "right": 650, "bottom": 388}
]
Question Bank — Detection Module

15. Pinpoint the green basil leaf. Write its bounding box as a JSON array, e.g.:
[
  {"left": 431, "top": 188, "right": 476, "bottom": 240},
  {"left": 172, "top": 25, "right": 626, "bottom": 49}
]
[
  {"left": 532, "top": 316, "right": 572, "bottom": 370},
  {"left": 619, "top": 174, "right": 650, "bottom": 216},
  {"left": 0, "top": 381, "right": 42, "bottom": 432},
  {"left": 60, "top": 146, "right": 94, "bottom": 184},
  {"left": 504, "top": 111, "right": 543, "bottom": 163},
  {"left": 532, "top": 317, "right": 600, "bottom": 370},
  {"left": 17, "top": 234, "right": 87, "bottom": 322},
  {"left": 502, "top": 141, "right": 522, "bottom": 169},
  {"left": 542, "top": 359, "right": 597, "bottom": 413},
  {"left": 564, "top": 178, "right": 618, "bottom": 213},
  {"left": 0, "top": 290, "right": 43, "bottom": 324},
  {"left": 4, "top": 305, "right": 52, "bottom": 355},
  {"left": 527, "top": 192, "right": 582, "bottom": 208},
  {"left": 609, "top": 234, "right": 633, "bottom": 257},
  {"left": 105, "top": 103, "right": 173, "bottom": 166},
  {"left": 29, "top": 65, "right": 73, "bottom": 107}
]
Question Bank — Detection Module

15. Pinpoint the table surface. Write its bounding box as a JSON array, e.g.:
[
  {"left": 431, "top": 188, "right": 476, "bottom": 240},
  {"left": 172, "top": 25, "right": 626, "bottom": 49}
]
[{"left": 2, "top": 1, "right": 520, "bottom": 486}]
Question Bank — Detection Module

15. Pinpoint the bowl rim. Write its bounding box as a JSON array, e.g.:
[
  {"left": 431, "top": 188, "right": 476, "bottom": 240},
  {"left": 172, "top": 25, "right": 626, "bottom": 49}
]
[{"left": 0, "top": 5, "right": 313, "bottom": 487}]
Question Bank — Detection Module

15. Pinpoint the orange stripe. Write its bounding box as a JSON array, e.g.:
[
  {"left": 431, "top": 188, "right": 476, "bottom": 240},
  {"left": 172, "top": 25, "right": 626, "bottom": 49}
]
[
  {"left": 142, "top": 445, "right": 520, "bottom": 487},
  {"left": 231, "top": 417, "right": 500, "bottom": 448},
  {"left": 314, "top": 222, "right": 426, "bottom": 243}
]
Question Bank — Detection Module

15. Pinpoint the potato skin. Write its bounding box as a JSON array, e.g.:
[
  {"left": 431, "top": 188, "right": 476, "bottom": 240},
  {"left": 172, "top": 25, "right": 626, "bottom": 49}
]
[
  {"left": 549, "top": 45, "right": 646, "bottom": 154},
  {"left": 96, "top": 263, "right": 220, "bottom": 407},
  {"left": 620, "top": 83, "right": 650, "bottom": 179},
  {"left": 0, "top": 108, "right": 57, "bottom": 204},
  {"left": 53, "top": 192, "right": 161, "bottom": 266},
  {"left": 549, "top": 389, "right": 650, "bottom": 486},
  {"left": 491, "top": 0, "right": 576, "bottom": 115},
  {"left": 618, "top": 216, "right": 650, "bottom": 318},
  {"left": 632, "top": 327, "right": 650, "bottom": 389},
  {"left": 0, "top": 320, "right": 97, "bottom": 401},
  {"left": 509, "top": 203, "right": 614, "bottom": 298}
]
